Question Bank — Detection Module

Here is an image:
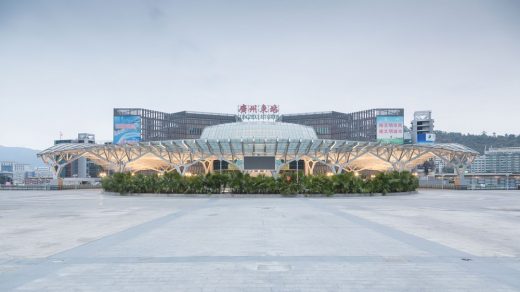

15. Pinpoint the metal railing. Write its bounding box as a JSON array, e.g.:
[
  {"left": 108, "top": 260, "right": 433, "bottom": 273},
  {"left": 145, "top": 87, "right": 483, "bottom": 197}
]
[
  {"left": 419, "top": 181, "right": 520, "bottom": 190},
  {"left": 418, "top": 182, "right": 467, "bottom": 190},
  {"left": 0, "top": 185, "right": 102, "bottom": 191}
]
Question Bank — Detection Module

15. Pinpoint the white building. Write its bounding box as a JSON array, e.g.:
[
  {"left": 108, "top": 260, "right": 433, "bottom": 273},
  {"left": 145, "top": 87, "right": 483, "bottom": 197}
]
[
  {"left": 1, "top": 161, "right": 34, "bottom": 185},
  {"left": 33, "top": 166, "right": 53, "bottom": 178},
  {"left": 433, "top": 157, "right": 447, "bottom": 173},
  {"left": 469, "top": 147, "right": 520, "bottom": 174}
]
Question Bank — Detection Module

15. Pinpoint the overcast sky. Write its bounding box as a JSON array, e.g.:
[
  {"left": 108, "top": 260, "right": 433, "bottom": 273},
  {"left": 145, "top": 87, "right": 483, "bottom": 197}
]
[{"left": 1, "top": 0, "right": 519, "bottom": 149}]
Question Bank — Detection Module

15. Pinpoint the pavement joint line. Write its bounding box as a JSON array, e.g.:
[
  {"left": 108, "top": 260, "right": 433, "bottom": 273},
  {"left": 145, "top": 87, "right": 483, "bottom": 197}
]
[
  {"left": 11, "top": 255, "right": 520, "bottom": 265},
  {"left": 298, "top": 198, "right": 520, "bottom": 290},
  {"left": 0, "top": 198, "right": 218, "bottom": 291},
  {"left": 298, "top": 198, "right": 473, "bottom": 257},
  {"left": 2, "top": 192, "right": 520, "bottom": 291},
  {"left": 50, "top": 198, "right": 219, "bottom": 259}
]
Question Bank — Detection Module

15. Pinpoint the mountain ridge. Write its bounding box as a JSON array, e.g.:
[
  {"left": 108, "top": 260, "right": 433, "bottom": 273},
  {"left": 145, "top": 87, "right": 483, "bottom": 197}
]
[{"left": 0, "top": 146, "right": 44, "bottom": 167}]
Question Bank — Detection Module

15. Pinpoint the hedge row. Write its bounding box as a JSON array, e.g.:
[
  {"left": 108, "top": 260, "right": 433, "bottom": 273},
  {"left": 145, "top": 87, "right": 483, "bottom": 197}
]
[{"left": 102, "top": 171, "right": 418, "bottom": 195}]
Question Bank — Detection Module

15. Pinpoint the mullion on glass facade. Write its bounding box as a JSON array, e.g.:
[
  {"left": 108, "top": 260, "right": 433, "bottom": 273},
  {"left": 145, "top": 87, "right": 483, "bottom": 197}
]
[{"left": 115, "top": 108, "right": 404, "bottom": 143}]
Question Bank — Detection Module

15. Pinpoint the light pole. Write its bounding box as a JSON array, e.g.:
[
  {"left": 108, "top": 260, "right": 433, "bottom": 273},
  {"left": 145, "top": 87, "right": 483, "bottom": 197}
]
[
  {"left": 219, "top": 158, "right": 223, "bottom": 194},
  {"left": 296, "top": 158, "right": 299, "bottom": 184}
]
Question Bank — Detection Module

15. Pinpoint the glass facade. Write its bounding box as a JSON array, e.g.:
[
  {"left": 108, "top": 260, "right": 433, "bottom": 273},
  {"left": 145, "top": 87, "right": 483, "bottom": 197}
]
[
  {"left": 114, "top": 108, "right": 404, "bottom": 142},
  {"left": 281, "top": 109, "right": 404, "bottom": 141},
  {"left": 201, "top": 122, "right": 318, "bottom": 140},
  {"left": 114, "top": 109, "right": 237, "bottom": 141},
  {"left": 115, "top": 108, "right": 406, "bottom": 142}
]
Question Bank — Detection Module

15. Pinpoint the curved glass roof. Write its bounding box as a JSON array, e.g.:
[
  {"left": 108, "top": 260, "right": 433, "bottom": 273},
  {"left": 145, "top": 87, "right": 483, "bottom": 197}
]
[
  {"left": 200, "top": 121, "right": 318, "bottom": 140},
  {"left": 38, "top": 140, "right": 479, "bottom": 174}
]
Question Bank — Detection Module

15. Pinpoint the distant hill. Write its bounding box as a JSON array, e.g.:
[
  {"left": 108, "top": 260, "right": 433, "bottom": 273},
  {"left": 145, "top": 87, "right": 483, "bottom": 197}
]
[
  {"left": 435, "top": 131, "right": 520, "bottom": 154},
  {"left": 0, "top": 146, "right": 44, "bottom": 167}
]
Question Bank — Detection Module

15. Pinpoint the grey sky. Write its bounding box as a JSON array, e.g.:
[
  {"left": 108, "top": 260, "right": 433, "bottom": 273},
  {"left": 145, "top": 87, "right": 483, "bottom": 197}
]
[{"left": 1, "top": 0, "right": 519, "bottom": 149}]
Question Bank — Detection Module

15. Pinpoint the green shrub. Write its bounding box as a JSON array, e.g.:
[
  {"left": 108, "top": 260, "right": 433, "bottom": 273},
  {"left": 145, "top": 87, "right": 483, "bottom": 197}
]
[{"left": 102, "top": 170, "right": 418, "bottom": 195}]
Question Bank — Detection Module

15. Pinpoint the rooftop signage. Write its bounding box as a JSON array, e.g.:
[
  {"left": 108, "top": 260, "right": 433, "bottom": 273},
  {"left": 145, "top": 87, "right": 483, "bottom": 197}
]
[{"left": 237, "top": 104, "right": 280, "bottom": 121}]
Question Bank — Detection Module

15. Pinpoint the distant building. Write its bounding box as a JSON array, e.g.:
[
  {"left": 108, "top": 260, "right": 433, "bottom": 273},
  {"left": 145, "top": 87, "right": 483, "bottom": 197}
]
[
  {"left": 1, "top": 161, "right": 33, "bottom": 185},
  {"left": 469, "top": 156, "right": 486, "bottom": 173},
  {"left": 411, "top": 111, "right": 435, "bottom": 144},
  {"left": 23, "top": 166, "right": 53, "bottom": 185},
  {"left": 54, "top": 133, "right": 101, "bottom": 178},
  {"left": 0, "top": 161, "right": 15, "bottom": 184},
  {"left": 24, "top": 177, "right": 53, "bottom": 185},
  {"left": 469, "top": 147, "right": 520, "bottom": 174},
  {"left": 1, "top": 161, "right": 15, "bottom": 173},
  {"left": 33, "top": 166, "right": 53, "bottom": 178},
  {"left": 13, "top": 163, "right": 32, "bottom": 184},
  {"left": 433, "top": 157, "right": 447, "bottom": 173}
]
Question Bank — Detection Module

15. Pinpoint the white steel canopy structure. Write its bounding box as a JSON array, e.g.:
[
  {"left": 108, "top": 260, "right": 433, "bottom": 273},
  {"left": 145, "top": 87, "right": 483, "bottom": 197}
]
[{"left": 38, "top": 122, "right": 479, "bottom": 178}]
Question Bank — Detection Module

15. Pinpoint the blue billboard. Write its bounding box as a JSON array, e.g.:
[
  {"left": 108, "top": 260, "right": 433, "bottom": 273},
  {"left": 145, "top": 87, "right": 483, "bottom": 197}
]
[
  {"left": 113, "top": 115, "right": 141, "bottom": 144},
  {"left": 376, "top": 116, "right": 404, "bottom": 144},
  {"left": 417, "top": 133, "right": 436, "bottom": 143}
]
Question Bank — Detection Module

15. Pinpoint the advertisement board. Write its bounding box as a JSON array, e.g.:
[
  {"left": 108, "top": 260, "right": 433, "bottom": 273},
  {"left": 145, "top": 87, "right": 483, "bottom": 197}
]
[
  {"left": 417, "top": 133, "right": 436, "bottom": 143},
  {"left": 376, "top": 116, "right": 404, "bottom": 144},
  {"left": 113, "top": 115, "right": 141, "bottom": 144},
  {"left": 243, "top": 156, "right": 276, "bottom": 170}
]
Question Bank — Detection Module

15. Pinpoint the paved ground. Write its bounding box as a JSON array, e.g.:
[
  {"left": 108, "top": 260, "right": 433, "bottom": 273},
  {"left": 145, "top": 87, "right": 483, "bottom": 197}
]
[{"left": 1, "top": 189, "right": 520, "bottom": 291}]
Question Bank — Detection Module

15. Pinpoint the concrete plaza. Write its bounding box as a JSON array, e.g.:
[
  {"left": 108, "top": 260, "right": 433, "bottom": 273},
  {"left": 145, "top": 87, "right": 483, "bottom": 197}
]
[{"left": 1, "top": 189, "right": 520, "bottom": 291}]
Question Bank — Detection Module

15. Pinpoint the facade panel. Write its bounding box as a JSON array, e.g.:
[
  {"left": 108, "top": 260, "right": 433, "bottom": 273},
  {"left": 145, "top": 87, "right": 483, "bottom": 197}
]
[
  {"left": 469, "top": 147, "right": 520, "bottom": 174},
  {"left": 114, "top": 109, "right": 236, "bottom": 141},
  {"left": 281, "top": 109, "right": 404, "bottom": 141},
  {"left": 114, "top": 108, "right": 404, "bottom": 142}
]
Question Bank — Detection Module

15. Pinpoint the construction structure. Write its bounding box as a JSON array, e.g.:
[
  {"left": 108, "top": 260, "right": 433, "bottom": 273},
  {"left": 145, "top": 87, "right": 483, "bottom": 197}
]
[
  {"left": 53, "top": 133, "right": 100, "bottom": 178},
  {"left": 411, "top": 111, "right": 435, "bottom": 143},
  {"left": 39, "top": 121, "right": 478, "bottom": 183}
]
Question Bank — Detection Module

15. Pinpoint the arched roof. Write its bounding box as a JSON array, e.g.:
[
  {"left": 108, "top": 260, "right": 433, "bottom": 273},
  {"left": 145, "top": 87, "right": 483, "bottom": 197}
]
[
  {"left": 200, "top": 121, "right": 318, "bottom": 140},
  {"left": 38, "top": 139, "right": 479, "bottom": 175}
]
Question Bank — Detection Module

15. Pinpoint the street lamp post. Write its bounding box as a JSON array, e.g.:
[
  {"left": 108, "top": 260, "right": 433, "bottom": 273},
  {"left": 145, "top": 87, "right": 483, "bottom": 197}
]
[{"left": 296, "top": 158, "right": 299, "bottom": 184}]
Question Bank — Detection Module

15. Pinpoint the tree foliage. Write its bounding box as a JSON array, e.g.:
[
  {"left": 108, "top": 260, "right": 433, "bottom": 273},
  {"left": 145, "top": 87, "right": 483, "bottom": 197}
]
[
  {"left": 102, "top": 171, "right": 418, "bottom": 195},
  {"left": 435, "top": 131, "right": 520, "bottom": 154}
]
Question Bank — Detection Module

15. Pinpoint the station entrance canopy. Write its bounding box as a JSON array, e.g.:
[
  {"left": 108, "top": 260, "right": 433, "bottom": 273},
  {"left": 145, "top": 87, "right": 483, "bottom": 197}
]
[{"left": 38, "top": 138, "right": 478, "bottom": 178}]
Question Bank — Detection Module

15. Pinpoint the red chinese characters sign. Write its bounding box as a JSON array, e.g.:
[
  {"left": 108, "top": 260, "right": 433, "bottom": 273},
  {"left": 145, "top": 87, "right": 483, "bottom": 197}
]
[
  {"left": 238, "top": 104, "right": 280, "bottom": 120},
  {"left": 376, "top": 116, "right": 404, "bottom": 144}
]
